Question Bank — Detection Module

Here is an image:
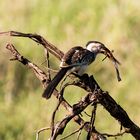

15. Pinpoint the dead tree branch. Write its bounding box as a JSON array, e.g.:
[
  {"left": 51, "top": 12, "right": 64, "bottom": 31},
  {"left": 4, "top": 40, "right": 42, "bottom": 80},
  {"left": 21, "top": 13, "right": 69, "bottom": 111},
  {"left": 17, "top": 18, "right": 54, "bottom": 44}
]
[
  {"left": 5, "top": 43, "right": 102, "bottom": 139},
  {"left": 2, "top": 31, "right": 140, "bottom": 140},
  {"left": 74, "top": 74, "right": 140, "bottom": 139},
  {"left": 6, "top": 43, "right": 48, "bottom": 87}
]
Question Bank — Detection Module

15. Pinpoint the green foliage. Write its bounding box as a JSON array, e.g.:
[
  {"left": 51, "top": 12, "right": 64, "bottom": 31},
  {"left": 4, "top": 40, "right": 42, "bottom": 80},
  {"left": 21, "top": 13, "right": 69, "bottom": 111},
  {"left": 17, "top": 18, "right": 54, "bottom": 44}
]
[{"left": 0, "top": 0, "right": 140, "bottom": 139}]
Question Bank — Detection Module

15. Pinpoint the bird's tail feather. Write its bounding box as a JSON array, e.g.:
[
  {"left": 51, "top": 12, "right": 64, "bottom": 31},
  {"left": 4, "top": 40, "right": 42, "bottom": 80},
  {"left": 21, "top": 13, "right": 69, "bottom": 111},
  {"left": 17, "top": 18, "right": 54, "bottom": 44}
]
[{"left": 42, "top": 68, "right": 68, "bottom": 99}]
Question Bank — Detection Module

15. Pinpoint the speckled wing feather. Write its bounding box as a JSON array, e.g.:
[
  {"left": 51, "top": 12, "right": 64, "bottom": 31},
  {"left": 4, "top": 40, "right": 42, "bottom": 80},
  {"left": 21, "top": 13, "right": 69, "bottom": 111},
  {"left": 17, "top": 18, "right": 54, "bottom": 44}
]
[{"left": 60, "top": 46, "right": 95, "bottom": 68}]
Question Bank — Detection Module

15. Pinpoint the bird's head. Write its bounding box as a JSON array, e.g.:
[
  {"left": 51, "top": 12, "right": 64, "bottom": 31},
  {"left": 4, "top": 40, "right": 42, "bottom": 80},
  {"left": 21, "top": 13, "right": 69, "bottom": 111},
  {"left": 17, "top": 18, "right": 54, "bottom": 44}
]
[
  {"left": 86, "top": 41, "right": 104, "bottom": 53},
  {"left": 86, "top": 41, "right": 121, "bottom": 81}
]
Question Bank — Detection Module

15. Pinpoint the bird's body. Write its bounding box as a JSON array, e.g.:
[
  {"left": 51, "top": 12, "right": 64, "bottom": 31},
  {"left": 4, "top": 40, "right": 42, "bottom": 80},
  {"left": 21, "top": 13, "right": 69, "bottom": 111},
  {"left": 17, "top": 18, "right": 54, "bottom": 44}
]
[
  {"left": 42, "top": 41, "right": 121, "bottom": 99},
  {"left": 42, "top": 46, "right": 96, "bottom": 99},
  {"left": 60, "top": 46, "right": 96, "bottom": 75}
]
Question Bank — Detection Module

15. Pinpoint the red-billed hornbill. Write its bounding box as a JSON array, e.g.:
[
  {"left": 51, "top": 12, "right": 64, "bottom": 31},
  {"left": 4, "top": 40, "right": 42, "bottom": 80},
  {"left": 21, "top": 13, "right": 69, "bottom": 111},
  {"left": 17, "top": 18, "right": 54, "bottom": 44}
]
[{"left": 42, "top": 41, "right": 121, "bottom": 99}]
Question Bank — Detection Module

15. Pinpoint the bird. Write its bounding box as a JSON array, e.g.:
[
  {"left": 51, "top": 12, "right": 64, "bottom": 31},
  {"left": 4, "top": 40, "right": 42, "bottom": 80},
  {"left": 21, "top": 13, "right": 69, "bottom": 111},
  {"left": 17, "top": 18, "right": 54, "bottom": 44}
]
[{"left": 42, "top": 41, "right": 121, "bottom": 99}]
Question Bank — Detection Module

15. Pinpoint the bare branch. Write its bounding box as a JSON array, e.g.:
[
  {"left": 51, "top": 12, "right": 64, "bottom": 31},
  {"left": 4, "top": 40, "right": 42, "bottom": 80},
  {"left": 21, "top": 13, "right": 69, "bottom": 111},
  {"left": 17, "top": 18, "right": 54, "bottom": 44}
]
[
  {"left": 74, "top": 75, "right": 140, "bottom": 139},
  {"left": 6, "top": 43, "right": 48, "bottom": 87},
  {"left": 1, "top": 31, "right": 64, "bottom": 60},
  {"left": 50, "top": 91, "right": 100, "bottom": 140},
  {"left": 3, "top": 31, "right": 140, "bottom": 140}
]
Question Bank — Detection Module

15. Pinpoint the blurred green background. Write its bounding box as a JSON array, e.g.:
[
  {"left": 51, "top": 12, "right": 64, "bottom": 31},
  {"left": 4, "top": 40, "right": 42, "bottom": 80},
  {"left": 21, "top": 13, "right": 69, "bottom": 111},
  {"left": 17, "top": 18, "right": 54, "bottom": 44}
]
[{"left": 0, "top": 0, "right": 140, "bottom": 140}]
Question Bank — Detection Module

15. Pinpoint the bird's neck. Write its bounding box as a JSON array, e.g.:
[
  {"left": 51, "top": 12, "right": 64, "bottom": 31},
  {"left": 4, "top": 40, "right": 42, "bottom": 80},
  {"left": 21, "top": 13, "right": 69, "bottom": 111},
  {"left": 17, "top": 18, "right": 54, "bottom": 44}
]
[{"left": 86, "top": 47, "right": 98, "bottom": 59}]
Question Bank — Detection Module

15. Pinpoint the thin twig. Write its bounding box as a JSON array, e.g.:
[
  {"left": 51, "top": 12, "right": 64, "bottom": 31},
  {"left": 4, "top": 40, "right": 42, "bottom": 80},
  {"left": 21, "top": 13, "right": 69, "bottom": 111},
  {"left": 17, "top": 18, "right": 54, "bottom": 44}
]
[
  {"left": 43, "top": 67, "right": 58, "bottom": 73},
  {"left": 102, "top": 130, "right": 127, "bottom": 138},
  {"left": 51, "top": 97, "right": 63, "bottom": 137},
  {"left": 77, "top": 127, "right": 83, "bottom": 140},
  {"left": 36, "top": 127, "right": 50, "bottom": 140},
  {"left": 59, "top": 123, "right": 86, "bottom": 140},
  {"left": 44, "top": 48, "right": 51, "bottom": 81},
  {"left": 87, "top": 104, "right": 97, "bottom": 140},
  {"left": 83, "top": 111, "right": 91, "bottom": 117}
]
